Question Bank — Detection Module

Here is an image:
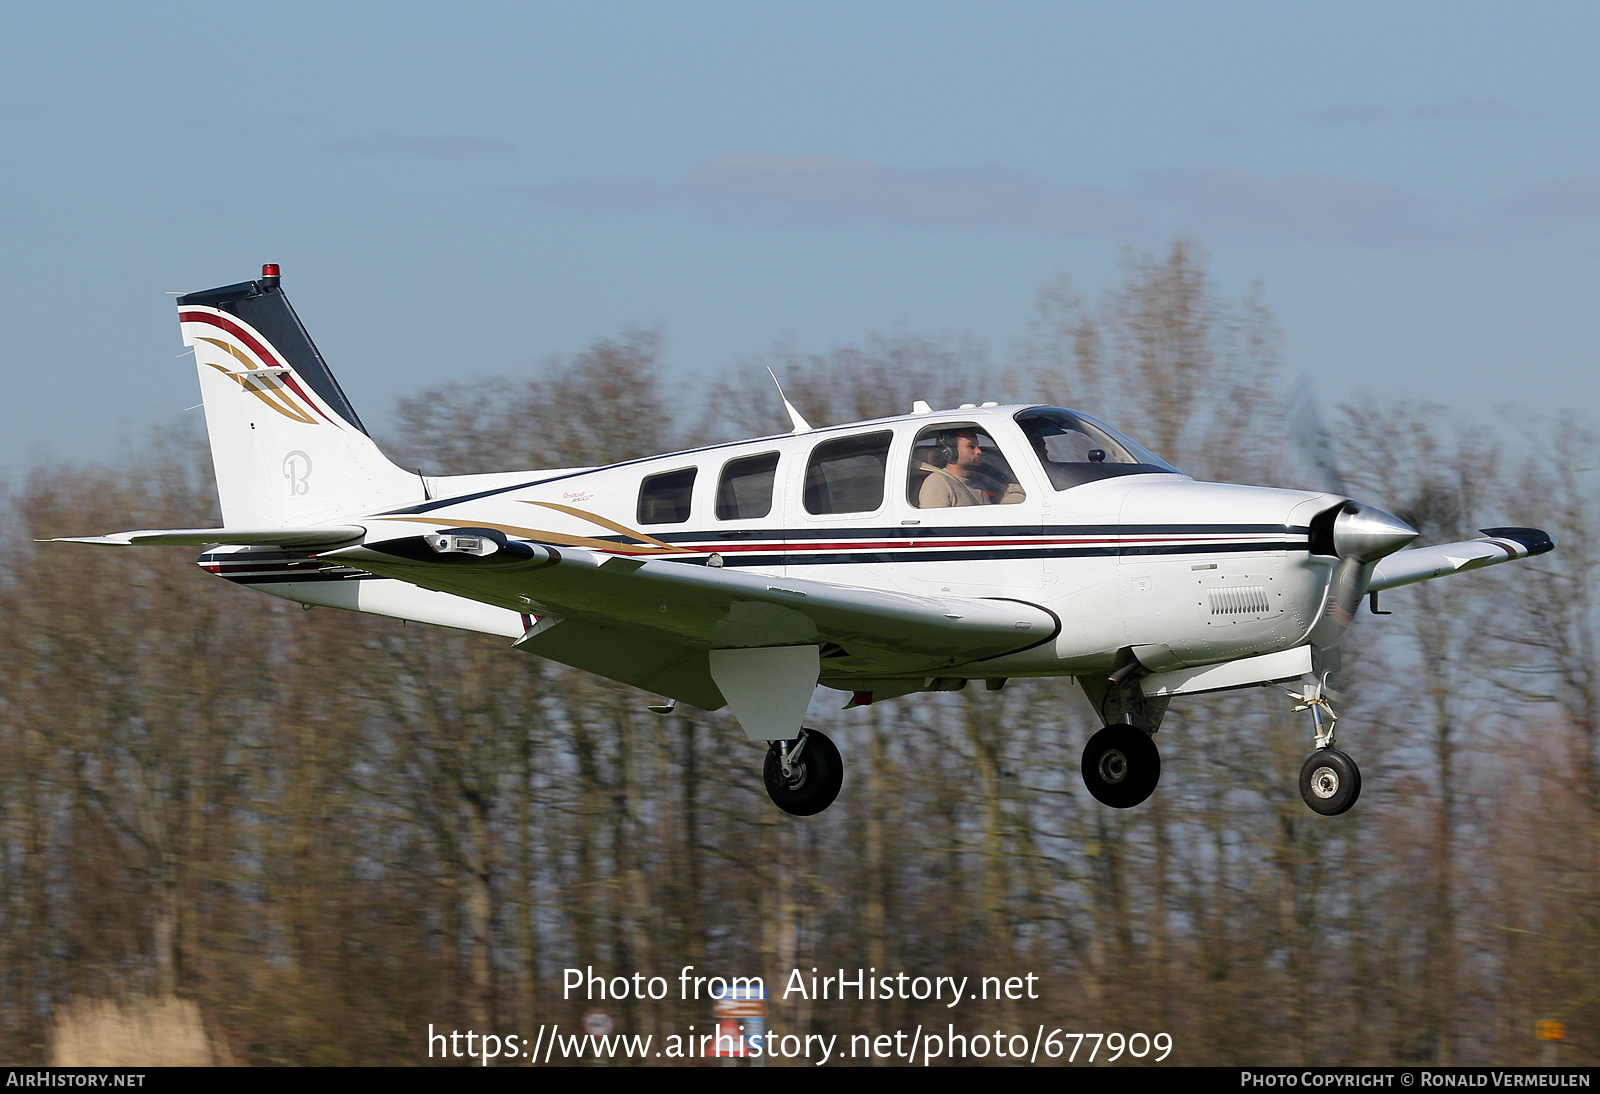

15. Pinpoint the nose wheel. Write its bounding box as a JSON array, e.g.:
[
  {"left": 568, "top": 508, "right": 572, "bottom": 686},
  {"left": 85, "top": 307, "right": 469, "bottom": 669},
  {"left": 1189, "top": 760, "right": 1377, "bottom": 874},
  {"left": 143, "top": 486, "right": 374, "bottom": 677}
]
[
  {"left": 763, "top": 729, "right": 843, "bottom": 816},
  {"left": 1081, "top": 724, "right": 1161, "bottom": 808},
  {"left": 1299, "top": 748, "right": 1361, "bottom": 815}
]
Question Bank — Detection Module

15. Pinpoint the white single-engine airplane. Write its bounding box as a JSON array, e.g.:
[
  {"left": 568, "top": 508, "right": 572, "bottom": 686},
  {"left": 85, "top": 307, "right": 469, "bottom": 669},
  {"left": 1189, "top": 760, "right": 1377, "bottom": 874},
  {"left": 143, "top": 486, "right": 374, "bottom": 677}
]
[{"left": 61, "top": 266, "right": 1554, "bottom": 817}]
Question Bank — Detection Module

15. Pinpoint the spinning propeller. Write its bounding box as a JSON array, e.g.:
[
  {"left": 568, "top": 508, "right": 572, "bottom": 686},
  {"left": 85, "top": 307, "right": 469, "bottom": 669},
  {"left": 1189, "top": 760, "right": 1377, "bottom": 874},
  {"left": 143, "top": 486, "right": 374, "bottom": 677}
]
[{"left": 1284, "top": 374, "right": 1419, "bottom": 649}]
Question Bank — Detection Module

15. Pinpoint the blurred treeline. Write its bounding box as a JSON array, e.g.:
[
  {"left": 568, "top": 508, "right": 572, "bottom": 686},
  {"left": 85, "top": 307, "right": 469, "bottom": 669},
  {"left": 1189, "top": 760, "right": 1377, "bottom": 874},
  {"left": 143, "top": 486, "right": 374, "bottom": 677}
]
[{"left": 1, "top": 243, "right": 1594, "bottom": 1066}]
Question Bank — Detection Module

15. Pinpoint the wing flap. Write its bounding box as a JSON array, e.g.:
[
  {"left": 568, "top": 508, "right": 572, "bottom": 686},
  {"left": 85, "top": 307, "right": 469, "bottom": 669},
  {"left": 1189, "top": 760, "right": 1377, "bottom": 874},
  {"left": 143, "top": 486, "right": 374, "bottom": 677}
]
[{"left": 512, "top": 618, "right": 726, "bottom": 710}]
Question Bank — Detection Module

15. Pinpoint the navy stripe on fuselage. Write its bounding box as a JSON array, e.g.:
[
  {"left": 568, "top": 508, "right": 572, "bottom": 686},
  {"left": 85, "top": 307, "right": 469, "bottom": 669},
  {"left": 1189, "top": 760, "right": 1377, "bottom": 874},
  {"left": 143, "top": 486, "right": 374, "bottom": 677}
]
[
  {"left": 637, "top": 523, "right": 1310, "bottom": 543},
  {"left": 679, "top": 539, "right": 1303, "bottom": 568},
  {"left": 560, "top": 524, "right": 1308, "bottom": 555}
]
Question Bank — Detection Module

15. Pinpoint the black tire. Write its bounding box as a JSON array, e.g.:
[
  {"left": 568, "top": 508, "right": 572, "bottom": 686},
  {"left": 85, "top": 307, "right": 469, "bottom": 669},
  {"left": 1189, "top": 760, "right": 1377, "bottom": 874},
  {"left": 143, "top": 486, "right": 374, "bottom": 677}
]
[
  {"left": 1082, "top": 724, "right": 1161, "bottom": 808},
  {"left": 1299, "top": 748, "right": 1361, "bottom": 816},
  {"left": 763, "top": 729, "right": 843, "bottom": 816}
]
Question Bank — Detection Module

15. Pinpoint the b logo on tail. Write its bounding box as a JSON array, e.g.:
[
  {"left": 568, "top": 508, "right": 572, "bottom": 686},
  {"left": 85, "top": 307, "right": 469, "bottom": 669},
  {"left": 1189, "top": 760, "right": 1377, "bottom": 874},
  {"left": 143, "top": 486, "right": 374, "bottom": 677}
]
[{"left": 283, "top": 450, "right": 313, "bottom": 496}]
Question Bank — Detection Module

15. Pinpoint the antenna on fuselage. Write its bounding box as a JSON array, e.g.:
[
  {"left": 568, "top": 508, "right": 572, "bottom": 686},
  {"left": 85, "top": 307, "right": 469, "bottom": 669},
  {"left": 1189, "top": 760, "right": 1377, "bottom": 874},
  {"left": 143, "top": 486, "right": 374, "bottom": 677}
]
[{"left": 767, "top": 367, "right": 812, "bottom": 433}]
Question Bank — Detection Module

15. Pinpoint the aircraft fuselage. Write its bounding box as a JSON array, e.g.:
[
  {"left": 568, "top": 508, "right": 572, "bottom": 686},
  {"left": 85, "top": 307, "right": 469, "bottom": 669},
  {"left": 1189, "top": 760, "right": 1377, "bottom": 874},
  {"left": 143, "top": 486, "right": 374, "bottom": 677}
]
[{"left": 203, "top": 404, "right": 1343, "bottom": 693}]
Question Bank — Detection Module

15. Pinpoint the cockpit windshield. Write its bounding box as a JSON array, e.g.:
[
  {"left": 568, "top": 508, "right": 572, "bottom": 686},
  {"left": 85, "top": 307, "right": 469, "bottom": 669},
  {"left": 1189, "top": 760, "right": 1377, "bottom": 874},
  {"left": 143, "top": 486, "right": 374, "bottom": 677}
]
[{"left": 1015, "top": 407, "right": 1183, "bottom": 490}]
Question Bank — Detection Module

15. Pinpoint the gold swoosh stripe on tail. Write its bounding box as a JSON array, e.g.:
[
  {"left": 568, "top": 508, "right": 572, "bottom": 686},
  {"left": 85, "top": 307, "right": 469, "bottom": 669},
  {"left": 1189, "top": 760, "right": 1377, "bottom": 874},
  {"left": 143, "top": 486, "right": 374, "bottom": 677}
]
[{"left": 198, "top": 338, "right": 319, "bottom": 425}]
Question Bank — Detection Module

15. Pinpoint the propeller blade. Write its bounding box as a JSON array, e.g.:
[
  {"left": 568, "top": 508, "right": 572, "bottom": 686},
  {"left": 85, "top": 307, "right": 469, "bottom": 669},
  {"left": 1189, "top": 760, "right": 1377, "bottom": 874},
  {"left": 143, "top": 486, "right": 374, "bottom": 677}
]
[{"left": 1285, "top": 373, "right": 1348, "bottom": 496}]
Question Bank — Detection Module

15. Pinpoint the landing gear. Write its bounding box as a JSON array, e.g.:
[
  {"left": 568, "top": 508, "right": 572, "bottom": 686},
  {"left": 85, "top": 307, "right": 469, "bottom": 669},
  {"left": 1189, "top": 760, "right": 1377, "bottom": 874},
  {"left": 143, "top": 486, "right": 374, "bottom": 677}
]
[
  {"left": 1282, "top": 671, "right": 1363, "bottom": 815},
  {"left": 1081, "top": 724, "right": 1161, "bottom": 808},
  {"left": 1299, "top": 749, "right": 1361, "bottom": 815},
  {"left": 763, "top": 729, "right": 843, "bottom": 816}
]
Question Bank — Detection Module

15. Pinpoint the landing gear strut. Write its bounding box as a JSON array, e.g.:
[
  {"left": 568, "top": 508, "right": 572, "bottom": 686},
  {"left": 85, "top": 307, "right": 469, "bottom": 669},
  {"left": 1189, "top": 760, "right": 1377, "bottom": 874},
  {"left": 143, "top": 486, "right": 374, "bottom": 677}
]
[
  {"left": 1284, "top": 674, "right": 1362, "bottom": 816},
  {"left": 1081, "top": 724, "right": 1161, "bottom": 808},
  {"left": 763, "top": 728, "right": 843, "bottom": 816}
]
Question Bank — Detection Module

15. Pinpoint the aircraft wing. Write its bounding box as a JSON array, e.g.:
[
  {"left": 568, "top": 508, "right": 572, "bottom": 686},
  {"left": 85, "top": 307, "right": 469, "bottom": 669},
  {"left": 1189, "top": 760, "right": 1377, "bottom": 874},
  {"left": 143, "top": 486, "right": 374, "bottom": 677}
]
[
  {"left": 319, "top": 531, "right": 1058, "bottom": 706},
  {"left": 1367, "top": 526, "right": 1555, "bottom": 593},
  {"left": 49, "top": 526, "right": 366, "bottom": 548}
]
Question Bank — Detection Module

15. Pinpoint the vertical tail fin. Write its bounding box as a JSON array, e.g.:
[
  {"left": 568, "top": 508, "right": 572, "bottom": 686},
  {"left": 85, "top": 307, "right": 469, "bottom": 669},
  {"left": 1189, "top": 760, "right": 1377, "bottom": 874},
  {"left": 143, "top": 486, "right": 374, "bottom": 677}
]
[{"left": 178, "top": 265, "right": 424, "bottom": 526}]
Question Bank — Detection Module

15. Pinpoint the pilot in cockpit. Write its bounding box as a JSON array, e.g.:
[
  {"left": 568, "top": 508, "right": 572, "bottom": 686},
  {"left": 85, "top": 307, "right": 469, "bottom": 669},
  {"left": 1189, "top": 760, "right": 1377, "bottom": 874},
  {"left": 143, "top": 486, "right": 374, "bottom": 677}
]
[{"left": 917, "top": 428, "right": 1026, "bottom": 508}]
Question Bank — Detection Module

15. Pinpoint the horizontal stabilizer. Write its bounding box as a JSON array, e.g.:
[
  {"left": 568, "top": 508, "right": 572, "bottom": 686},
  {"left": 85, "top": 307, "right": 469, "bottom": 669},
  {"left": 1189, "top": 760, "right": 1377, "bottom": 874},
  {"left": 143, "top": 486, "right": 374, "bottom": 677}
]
[
  {"left": 1367, "top": 526, "right": 1555, "bottom": 593},
  {"left": 50, "top": 526, "right": 366, "bottom": 548}
]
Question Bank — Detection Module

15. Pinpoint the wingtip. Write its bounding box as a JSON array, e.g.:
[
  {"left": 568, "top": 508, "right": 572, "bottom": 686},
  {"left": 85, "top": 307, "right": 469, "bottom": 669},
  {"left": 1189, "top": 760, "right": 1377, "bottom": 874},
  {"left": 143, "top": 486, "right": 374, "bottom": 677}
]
[
  {"left": 1479, "top": 527, "right": 1556, "bottom": 555},
  {"left": 40, "top": 534, "right": 134, "bottom": 546}
]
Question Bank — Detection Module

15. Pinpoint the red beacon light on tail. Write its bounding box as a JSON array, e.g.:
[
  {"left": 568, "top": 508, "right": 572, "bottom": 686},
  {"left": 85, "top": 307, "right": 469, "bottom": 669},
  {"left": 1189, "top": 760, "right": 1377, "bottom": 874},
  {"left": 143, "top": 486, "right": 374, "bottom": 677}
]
[{"left": 260, "top": 263, "right": 280, "bottom": 290}]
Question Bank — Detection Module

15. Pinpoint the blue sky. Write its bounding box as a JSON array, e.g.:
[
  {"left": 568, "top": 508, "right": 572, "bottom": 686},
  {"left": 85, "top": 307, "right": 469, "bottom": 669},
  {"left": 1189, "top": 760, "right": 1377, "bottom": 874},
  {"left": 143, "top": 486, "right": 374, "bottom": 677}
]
[{"left": 2, "top": 2, "right": 1597, "bottom": 471}]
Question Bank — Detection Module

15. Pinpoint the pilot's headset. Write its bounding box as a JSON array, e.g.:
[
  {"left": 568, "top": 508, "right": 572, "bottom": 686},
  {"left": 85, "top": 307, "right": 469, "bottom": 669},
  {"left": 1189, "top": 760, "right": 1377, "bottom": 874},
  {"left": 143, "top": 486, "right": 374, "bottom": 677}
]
[{"left": 934, "top": 431, "right": 961, "bottom": 467}]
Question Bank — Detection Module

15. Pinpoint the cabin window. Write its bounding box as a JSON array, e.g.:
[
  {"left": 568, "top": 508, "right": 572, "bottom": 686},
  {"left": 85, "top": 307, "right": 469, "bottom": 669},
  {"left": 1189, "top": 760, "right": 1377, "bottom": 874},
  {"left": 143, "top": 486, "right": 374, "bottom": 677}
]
[
  {"left": 908, "top": 424, "right": 1026, "bottom": 508},
  {"left": 637, "top": 467, "right": 697, "bottom": 524},
  {"left": 716, "top": 452, "right": 779, "bottom": 520},
  {"left": 803, "top": 432, "right": 892, "bottom": 515}
]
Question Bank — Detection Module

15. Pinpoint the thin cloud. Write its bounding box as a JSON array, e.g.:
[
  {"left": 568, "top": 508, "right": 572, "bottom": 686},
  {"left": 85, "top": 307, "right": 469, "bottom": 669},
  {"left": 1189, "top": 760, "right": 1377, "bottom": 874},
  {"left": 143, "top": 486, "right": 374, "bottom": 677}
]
[
  {"left": 1409, "top": 98, "right": 1533, "bottom": 122},
  {"left": 193, "top": 112, "right": 325, "bottom": 134},
  {"left": 528, "top": 176, "right": 670, "bottom": 211},
  {"left": 681, "top": 154, "right": 1141, "bottom": 234},
  {"left": 1194, "top": 120, "right": 1254, "bottom": 142},
  {"left": 531, "top": 154, "right": 1142, "bottom": 235},
  {"left": 1143, "top": 168, "right": 1446, "bottom": 247},
  {"left": 320, "top": 134, "right": 517, "bottom": 160},
  {"left": 1298, "top": 100, "right": 1535, "bottom": 126},
  {"left": 1495, "top": 177, "right": 1600, "bottom": 229},
  {"left": 1299, "top": 105, "right": 1393, "bottom": 126},
  {"left": 531, "top": 156, "right": 1470, "bottom": 247}
]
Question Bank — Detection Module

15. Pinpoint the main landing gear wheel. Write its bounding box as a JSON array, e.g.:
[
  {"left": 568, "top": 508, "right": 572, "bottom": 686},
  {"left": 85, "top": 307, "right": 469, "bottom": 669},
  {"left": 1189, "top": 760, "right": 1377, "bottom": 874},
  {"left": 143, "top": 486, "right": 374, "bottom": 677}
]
[
  {"left": 1299, "top": 748, "right": 1361, "bottom": 816},
  {"left": 1081, "top": 724, "right": 1160, "bottom": 809},
  {"left": 764, "top": 729, "right": 843, "bottom": 817}
]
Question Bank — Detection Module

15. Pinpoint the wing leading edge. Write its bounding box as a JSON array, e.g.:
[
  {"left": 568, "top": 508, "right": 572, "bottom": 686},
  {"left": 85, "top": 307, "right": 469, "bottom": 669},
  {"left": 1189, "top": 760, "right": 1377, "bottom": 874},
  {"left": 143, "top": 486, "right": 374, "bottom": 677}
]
[{"left": 1367, "top": 526, "right": 1555, "bottom": 593}]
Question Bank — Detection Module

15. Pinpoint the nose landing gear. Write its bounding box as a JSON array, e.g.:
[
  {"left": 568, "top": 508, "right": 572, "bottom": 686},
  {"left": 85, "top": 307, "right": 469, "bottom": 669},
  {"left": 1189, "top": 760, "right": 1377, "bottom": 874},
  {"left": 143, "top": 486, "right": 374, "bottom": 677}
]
[{"left": 1283, "top": 674, "right": 1362, "bottom": 816}]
